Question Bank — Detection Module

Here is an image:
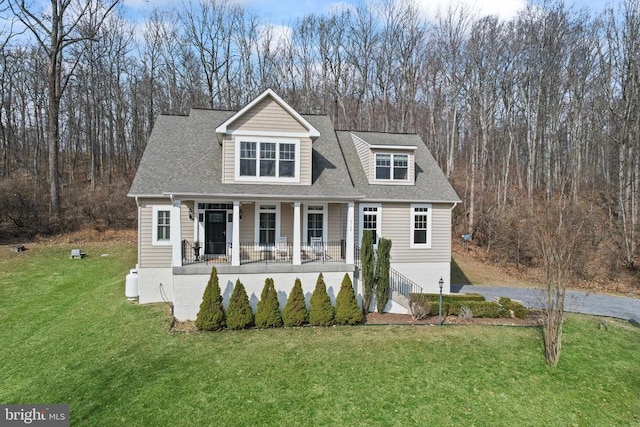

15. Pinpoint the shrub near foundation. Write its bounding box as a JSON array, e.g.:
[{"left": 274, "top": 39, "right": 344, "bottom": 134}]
[
  {"left": 335, "top": 274, "right": 363, "bottom": 325},
  {"left": 309, "top": 273, "right": 335, "bottom": 326},
  {"left": 255, "top": 278, "right": 283, "bottom": 328},
  {"left": 283, "top": 278, "right": 308, "bottom": 327},
  {"left": 195, "top": 266, "right": 226, "bottom": 331},
  {"left": 226, "top": 279, "right": 254, "bottom": 330}
]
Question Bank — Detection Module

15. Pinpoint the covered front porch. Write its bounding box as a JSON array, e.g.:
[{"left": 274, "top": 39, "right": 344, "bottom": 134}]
[{"left": 169, "top": 198, "right": 355, "bottom": 268}]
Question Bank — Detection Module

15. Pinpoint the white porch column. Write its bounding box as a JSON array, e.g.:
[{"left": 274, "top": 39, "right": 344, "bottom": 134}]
[
  {"left": 346, "top": 201, "right": 355, "bottom": 264},
  {"left": 293, "top": 201, "right": 302, "bottom": 265},
  {"left": 232, "top": 201, "right": 241, "bottom": 266},
  {"left": 171, "top": 198, "right": 182, "bottom": 267}
]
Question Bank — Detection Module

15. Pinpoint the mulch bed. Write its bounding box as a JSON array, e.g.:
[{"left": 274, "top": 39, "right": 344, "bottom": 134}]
[
  {"left": 171, "top": 311, "right": 544, "bottom": 332},
  {"left": 363, "top": 312, "right": 544, "bottom": 327}
]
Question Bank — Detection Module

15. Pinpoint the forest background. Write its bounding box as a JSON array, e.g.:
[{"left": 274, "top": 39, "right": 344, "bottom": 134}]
[{"left": 0, "top": 0, "right": 638, "bottom": 291}]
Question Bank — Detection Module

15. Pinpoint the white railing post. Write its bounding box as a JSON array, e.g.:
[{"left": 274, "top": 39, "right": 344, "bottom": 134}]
[
  {"left": 346, "top": 201, "right": 355, "bottom": 264},
  {"left": 171, "top": 198, "right": 182, "bottom": 267},
  {"left": 232, "top": 201, "right": 241, "bottom": 266},
  {"left": 293, "top": 202, "right": 302, "bottom": 265}
]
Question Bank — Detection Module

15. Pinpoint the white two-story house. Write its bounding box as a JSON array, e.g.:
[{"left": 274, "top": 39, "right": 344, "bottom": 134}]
[{"left": 128, "top": 89, "right": 460, "bottom": 320}]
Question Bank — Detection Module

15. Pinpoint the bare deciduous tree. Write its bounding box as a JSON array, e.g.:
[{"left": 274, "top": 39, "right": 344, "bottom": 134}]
[{"left": 8, "top": 0, "right": 120, "bottom": 221}]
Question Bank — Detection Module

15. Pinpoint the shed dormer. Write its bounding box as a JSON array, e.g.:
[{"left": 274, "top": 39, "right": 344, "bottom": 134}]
[
  {"left": 217, "top": 89, "right": 320, "bottom": 185},
  {"left": 350, "top": 132, "right": 417, "bottom": 185}
]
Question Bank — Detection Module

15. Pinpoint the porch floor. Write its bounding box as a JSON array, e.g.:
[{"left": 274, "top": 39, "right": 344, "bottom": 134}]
[{"left": 174, "top": 261, "right": 355, "bottom": 275}]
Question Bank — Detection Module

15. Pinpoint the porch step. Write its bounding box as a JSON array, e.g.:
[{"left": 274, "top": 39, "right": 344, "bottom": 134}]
[{"left": 391, "top": 290, "right": 410, "bottom": 309}]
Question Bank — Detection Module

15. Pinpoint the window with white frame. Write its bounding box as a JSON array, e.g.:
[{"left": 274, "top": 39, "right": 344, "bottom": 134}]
[
  {"left": 152, "top": 206, "right": 171, "bottom": 245},
  {"left": 411, "top": 204, "right": 432, "bottom": 248},
  {"left": 240, "top": 141, "right": 257, "bottom": 176},
  {"left": 359, "top": 204, "right": 381, "bottom": 246},
  {"left": 375, "top": 153, "right": 409, "bottom": 181},
  {"left": 237, "top": 138, "right": 298, "bottom": 181}
]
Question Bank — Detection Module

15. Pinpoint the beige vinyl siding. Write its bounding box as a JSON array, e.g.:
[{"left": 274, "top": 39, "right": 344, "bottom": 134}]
[
  {"left": 327, "top": 203, "right": 345, "bottom": 243},
  {"left": 280, "top": 202, "right": 294, "bottom": 241},
  {"left": 298, "top": 137, "right": 312, "bottom": 185},
  {"left": 222, "top": 135, "right": 234, "bottom": 183},
  {"left": 352, "top": 133, "right": 371, "bottom": 181},
  {"left": 380, "top": 202, "right": 451, "bottom": 263},
  {"left": 181, "top": 201, "right": 194, "bottom": 241},
  {"left": 231, "top": 98, "right": 307, "bottom": 132},
  {"left": 139, "top": 198, "right": 172, "bottom": 268},
  {"left": 239, "top": 202, "right": 255, "bottom": 243},
  {"left": 354, "top": 202, "right": 452, "bottom": 262}
]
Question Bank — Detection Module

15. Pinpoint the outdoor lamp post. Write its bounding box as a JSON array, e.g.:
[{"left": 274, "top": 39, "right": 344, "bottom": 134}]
[{"left": 438, "top": 277, "right": 444, "bottom": 325}]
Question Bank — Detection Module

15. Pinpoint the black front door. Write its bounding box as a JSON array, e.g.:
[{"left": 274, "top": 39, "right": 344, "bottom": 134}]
[{"left": 205, "top": 210, "right": 227, "bottom": 255}]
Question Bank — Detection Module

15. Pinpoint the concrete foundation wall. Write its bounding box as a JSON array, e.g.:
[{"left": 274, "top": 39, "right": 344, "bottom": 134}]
[
  {"left": 137, "top": 268, "right": 174, "bottom": 304},
  {"left": 173, "top": 271, "right": 355, "bottom": 321},
  {"left": 391, "top": 261, "right": 451, "bottom": 294}
]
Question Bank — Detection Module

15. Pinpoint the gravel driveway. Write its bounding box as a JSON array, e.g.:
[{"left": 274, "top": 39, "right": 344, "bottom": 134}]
[{"left": 452, "top": 285, "right": 640, "bottom": 323}]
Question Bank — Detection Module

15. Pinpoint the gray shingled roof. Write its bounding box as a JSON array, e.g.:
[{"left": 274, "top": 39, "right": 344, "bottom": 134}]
[
  {"left": 128, "top": 110, "right": 362, "bottom": 200},
  {"left": 336, "top": 131, "right": 461, "bottom": 203},
  {"left": 129, "top": 109, "right": 460, "bottom": 204}
]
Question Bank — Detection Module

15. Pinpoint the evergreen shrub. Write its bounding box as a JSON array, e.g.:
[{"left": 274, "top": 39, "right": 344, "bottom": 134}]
[
  {"left": 283, "top": 278, "right": 308, "bottom": 327},
  {"left": 375, "top": 238, "right": 392, "bottom": 313},
  {"left": 309, "top": 273, "right": 335, "bottom": 326},
  {"left": 335, "top": 274, "right": 363, "bottom": 325},
  {"left": 195, "top": 266, "right": 226, "bottom": 331},
  {"left": 226, "top": 279, "right": 254, "bottom": 330},
  {"left": 255, "top": 277, "right": 283, "bottom": 328}
]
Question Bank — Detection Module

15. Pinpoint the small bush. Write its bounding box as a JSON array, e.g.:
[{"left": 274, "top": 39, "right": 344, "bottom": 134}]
[
  {"left": 255, "top": 278, "right": 283, "bottom": 328},
  {"left": 309, "top": 273, "right": 335, "bottom": 326},
  {"left": 335, "top": 274, "right": 363, "bottom": 325},
  {"left": 226, "top": 279, "right": 254, "bottom": 330},
  {"left": 498, "top": 297, "right": 528, "bottom": 319},
  {"left": 195, "top": 266, "right": 226, "bottom": 331},
  {"left": 459, "top": 305, "right": 474, "bottom": 319},
  {"left": 283, "top": 278, "right": 308, "bottom": 327},
  {"left": 409, "top": 293, "right": 527, "bottom": 319},
  {"left": 410, "top": 299, "right": 431, "bottom": 320}
]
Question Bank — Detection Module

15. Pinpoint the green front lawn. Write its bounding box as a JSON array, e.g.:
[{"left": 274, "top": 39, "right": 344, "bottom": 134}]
[{"left": 1, "top": 243, "right": 638, "bottom": 426}]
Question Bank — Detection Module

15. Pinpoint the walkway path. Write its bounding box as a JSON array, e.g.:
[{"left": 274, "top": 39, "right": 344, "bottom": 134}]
[{"left": 452, "top": 285, "right": 640, "bottom": 323}]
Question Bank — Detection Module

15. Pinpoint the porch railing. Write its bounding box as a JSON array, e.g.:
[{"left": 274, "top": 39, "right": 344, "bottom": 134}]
[
  {"left": 181, "top": 240, "right": 345, "bottom": 266},
  {"left": 182, "top": 240, "right": 231, "bottom": 265}
]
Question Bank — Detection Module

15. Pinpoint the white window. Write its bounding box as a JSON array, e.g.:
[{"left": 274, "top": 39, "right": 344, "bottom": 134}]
[
  {"left": 303, "top": 205, "right": 328, "bottom": 245},
  {"left": 359, "top": 204, "right": 382, "bottom": 247},
  {"left": 236, "top": 138, "right": 299, "bottom": 181},
  {"left": 410, "top": 204, "right": 432, "bottom": 248},
  {"left": 240, "top": 142, "right": 257, "bottom": 176},
  {"left": 375, "top": 153, "right": 409, "bottom": 181},
  {"left": 152, "top": 206, "right": 171, "bottom": 246}
]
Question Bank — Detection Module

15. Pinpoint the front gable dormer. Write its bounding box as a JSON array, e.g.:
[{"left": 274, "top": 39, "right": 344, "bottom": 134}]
[
  {"left": 217, "top": 89, "right": 320, "bottom": 185},
  {"left": 351, "top": 132, "right": 417, "bottom": 185}
]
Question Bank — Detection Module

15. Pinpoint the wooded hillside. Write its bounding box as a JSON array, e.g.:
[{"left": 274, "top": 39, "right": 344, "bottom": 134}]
[{"left": 0, "top": 0, "right": 638, "bottom": 288}]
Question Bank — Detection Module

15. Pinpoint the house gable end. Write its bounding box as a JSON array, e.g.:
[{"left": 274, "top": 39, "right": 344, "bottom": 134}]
[{"left": 215, "top": 89, "right": 320, "bottom": 138}]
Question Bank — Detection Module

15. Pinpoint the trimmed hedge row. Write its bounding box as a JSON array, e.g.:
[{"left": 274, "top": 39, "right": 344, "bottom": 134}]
[
  {"left": 409, "top": 293, "right": 487, "bottom": 304},
  {"left": 195, "top": 270, "right": 363, "bottom": 331},
  {"left": 408, "top": 293, "right": 528, "bottom": 319}
]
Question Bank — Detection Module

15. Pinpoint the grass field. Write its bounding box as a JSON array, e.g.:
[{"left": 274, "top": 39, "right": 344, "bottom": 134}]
[{"left": 1, "top": 242, "right": 639, "bottom": 426}]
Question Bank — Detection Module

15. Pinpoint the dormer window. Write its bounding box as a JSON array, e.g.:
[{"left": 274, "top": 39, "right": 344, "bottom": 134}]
[
  {"left": 376, "top": 153, "right": 408, "bottom": 181},
  {"left": 236, "top": 137, "right": 300, "bottom": 182}
]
